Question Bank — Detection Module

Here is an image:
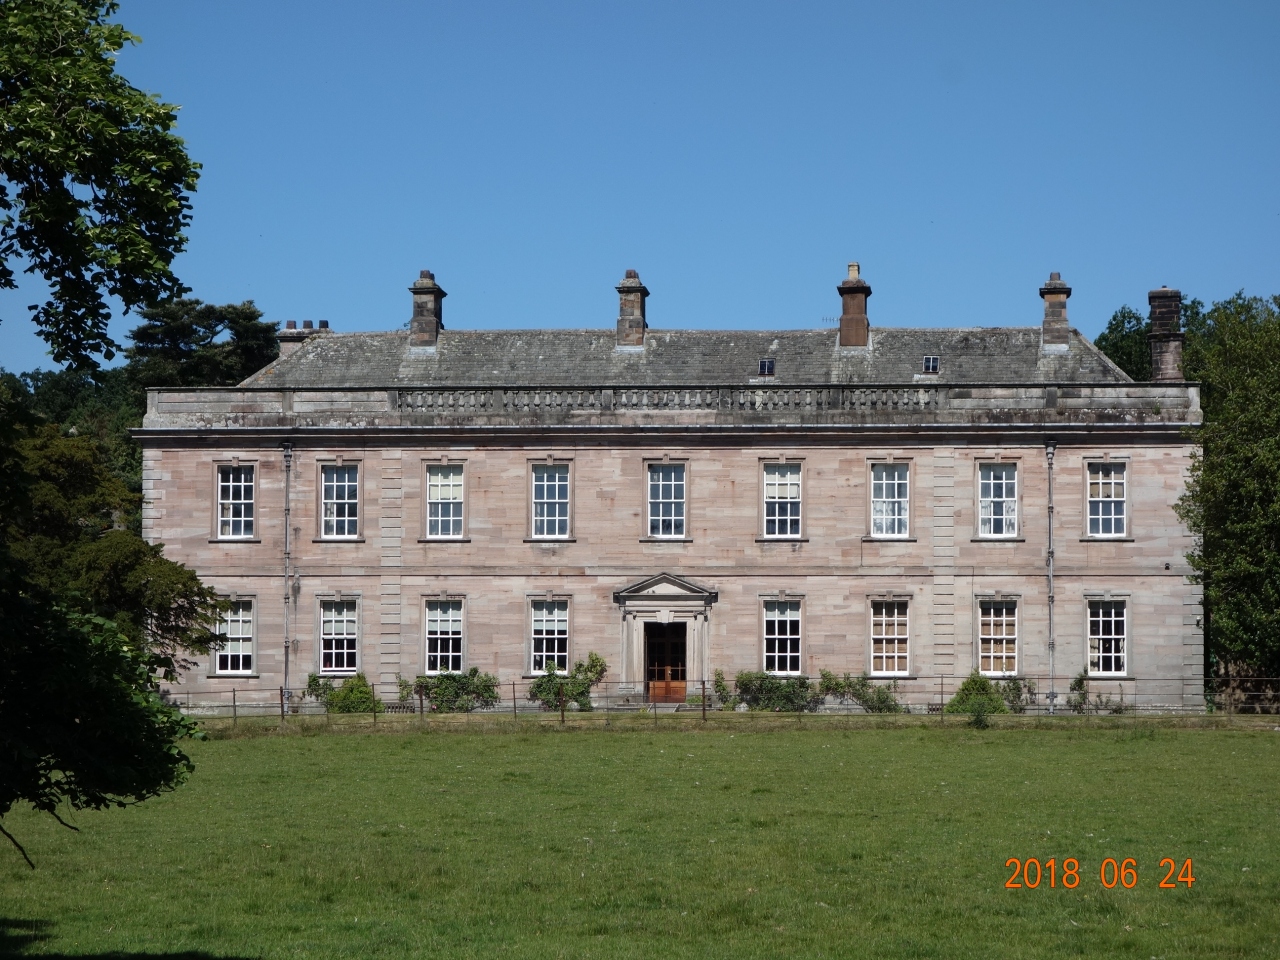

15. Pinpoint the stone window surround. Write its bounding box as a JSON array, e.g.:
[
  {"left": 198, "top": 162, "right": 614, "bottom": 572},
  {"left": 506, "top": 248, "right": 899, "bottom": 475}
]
[
  {"left": 866, "top": 456, "right": 913, "bottom": 541},
  {"left": 1083, "top": 590, "right": 1131, "bottom": 678},
  {"left": 973, "top": 454, "right": 1022, "bottom": 541},
  {"left": 973, "top": 591, "right": 1021, "bottom": 677},
  {"left": 314, "top": 456, "right": 364, "bottom": 542},
  {"left": 526, "top": 456, "right": 575, "bottom": 542},
  {"left": 640, "top": 455, "right": 691, "bottom": 542},
  {"left": 868, "top": 593, "right": 912, "bottom": 676},
  {"left": 758, "top": 457, "right": 806, "bottom": 542},
  {"left": 525, "top": 592, "right": 572, "bottom": 676},
  {"left": 1082, "top": 454, "right": 1132, "bottom": 541},
  {"left": 421, "top": 592, "right": 466, "bottom": 675},
  {"left": 210, "top": 591, "right": 257, "bottom": 678},
  {"left": 209, "top": 457, "right": 260, "bottom": 543},
  {"left": 759, "top": 591, "right": 805, "bottom": 676},
  {"left": 419, "top": 456, "right": 470, "bottom": 542},
  {"left": 315, "top": 591, "right": 363, "bottom": 675}
]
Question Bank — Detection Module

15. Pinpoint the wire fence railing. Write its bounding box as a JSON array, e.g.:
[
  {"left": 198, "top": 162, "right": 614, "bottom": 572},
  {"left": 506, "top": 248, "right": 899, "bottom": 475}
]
[{"left": 165, "top": 675, "right": 1280, "bottom": 722}]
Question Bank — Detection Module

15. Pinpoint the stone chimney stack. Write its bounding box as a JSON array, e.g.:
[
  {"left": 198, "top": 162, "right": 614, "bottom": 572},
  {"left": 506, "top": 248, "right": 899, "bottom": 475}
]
[
  {"left": 1039, "top": 272, "right": 1071, "bottom": 349},
  {"left": 616, "top": 269, "right": 649, "bottom": 347},
  {"left": 837, "top": 262, "right": 871, "bottom": 347},
  {"left": 409, "top": 270, "right": 446, "bottom": 347},
  {"left": 277, "top": 319, "right": 328, "bottom": 357},
  {"left": 1148, "top": 286, "right": 1184, "bottom": 381}
]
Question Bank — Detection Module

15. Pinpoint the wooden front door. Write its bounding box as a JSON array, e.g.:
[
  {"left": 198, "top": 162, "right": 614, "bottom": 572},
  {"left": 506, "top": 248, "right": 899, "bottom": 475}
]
[{"left": 645, "top": 622, "right": 687, "bottom": 704}]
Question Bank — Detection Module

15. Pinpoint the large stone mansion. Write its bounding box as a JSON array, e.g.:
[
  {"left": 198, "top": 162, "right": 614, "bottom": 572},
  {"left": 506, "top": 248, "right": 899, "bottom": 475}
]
[{"left": 139, "top": 265, "right": 1203, "bottom": 710}]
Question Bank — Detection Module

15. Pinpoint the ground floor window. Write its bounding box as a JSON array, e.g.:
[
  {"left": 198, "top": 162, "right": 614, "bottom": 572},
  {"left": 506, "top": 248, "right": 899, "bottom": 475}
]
[
  {"left": 1089, "top": 599, "right": 1126, "bottom": 675},
  {"left": 531, "top": 599, "right": 569, "bottom": 673},
  {"left": 763, "top": 600, "right": 802, "bottom": 674},
  {"left": 321, "top": 600, "right": 358, "bottom": 673},
  {"left": 871, "top": 600, "right": 909, "bottom": 675},
  {"left": 425, "top": 600, "right": 463, "bottom": 673},
  {"left": 216, "top": 599, "right": 254, "bottom": 674},
  {"left": 979, "top": 600, "right": 1017, "bottom": 675}
]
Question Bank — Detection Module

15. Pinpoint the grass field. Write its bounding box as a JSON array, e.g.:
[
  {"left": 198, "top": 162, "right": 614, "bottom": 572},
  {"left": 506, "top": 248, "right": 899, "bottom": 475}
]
[{"left": 1, "top": 717, "right": 1278, "bottom": 959}]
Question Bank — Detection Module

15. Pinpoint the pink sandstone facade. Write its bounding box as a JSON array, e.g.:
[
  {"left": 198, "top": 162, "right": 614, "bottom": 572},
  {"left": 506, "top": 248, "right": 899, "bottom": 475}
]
[{"left": 138, "top": 268, "right": 1203, "bottom": 712}]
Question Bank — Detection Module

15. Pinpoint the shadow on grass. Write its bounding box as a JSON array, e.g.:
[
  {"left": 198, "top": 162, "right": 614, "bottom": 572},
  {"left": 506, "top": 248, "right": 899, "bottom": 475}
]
[{"left": 0, "top": 918, "right": 254, "bottom": 960}]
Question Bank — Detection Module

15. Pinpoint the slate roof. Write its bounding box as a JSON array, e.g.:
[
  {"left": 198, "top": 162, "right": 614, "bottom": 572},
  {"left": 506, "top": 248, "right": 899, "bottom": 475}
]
[{"left": 241, "top": 326, "right": 1130, "bottom": 388}]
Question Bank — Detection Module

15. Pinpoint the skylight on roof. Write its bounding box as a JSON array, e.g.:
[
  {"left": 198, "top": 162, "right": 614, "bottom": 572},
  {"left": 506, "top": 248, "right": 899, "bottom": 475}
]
[
  {"left": 922, "top": 356, "right": 940, "bottom": 374},
  {"left": 759, "top": 358, "right": 776, "bottom": 377}
]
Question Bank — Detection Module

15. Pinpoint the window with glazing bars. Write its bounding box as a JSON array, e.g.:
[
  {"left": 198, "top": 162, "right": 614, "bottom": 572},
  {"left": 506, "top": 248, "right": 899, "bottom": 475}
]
[
  {"left": 321, "top": 600, "right": 358, "bottom": 672},
  {"left": 1089, "top": 600, "right": 1126, "bottom": 675},
  {"left": 648, "top": 463, "right": 686, "bottom": 537},
  {"left": 763, "top": 463, "right": 801, "bottom": 537},
  {"left": 426, "top": 464, "right": 464, "bottom": 538},
  {"left": 871, "top": 463, "right": 909, "bottom": 537},
  {"left": 424, "top": 600, "right": 463, "bottom": 673},
  {"left": 979, "top": 463, "right": 1018, "bottom": 537},
  {"left": 217, "top": 465, "right": 254, "bottom": 538},
  {"left": 531, "top": 599, "right": 569, "bottom": 673},
  {"left": 979, "top": 600, "right": 1017, "bottom": 675},
  {"left": 322, "top": 464, "right": 359, "bottom": 538},
  {"left": 215, "top": 600, "right": 254, "bottom": 674},
  {"left": 1088, "top": 463, "right": 1126, "bottom": 537},
  {"left": 532, "top": 464, "right": 570, "bottom": 538},
  {"left": 871, "top": 600, "right": 909, "bottom": 674},
  {"left": 763, "top": 600, "right": 801, "bottom": 674}
]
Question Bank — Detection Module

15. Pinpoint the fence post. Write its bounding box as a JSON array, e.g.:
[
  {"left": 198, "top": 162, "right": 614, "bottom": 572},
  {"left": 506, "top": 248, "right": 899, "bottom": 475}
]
[
  {"left": 418, "top": 687, "right": 424, "bottom": 720},
  {"left": 559, "top": 681, "right": 566, "bottom": 724},
  {"left": 702, "top": 679, "right": 707, "bottom": 722},
  {"left": 279, "top": 686, "right": 285, "bottom": 724},
  {"left": 372, "top": 686, "right": 377, "bottom": 727},
  {"left": 512, "top": 680, "right": 518, "bottom": 721},
  {"left": 232, "top": 688, "right": 237, "bottom": 726}
]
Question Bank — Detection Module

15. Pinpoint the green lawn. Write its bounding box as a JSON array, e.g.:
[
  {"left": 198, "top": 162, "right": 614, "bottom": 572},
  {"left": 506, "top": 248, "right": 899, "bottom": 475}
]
[{"left": 2, "top": 719, "right": 1278, "bottom": 959}]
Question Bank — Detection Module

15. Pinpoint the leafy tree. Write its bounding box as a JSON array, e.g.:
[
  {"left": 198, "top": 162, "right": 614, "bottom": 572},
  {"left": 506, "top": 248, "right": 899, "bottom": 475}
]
[
  {"left": 0, "top": 0, "right": 200, "bottom": 368},
  {"left": 1176, "top": 293, "right": 1280, "bottom": 676},
  {"left": 413, "top": 669, "right": 502, "bottom": 713},
  {"left": 1093, "top": 306, "right": 1151, "bottom": 380},
  {"left": 527, "top": 653, "right": 608, "bottom": 712},
  {"left": 943, "top": 671, "right": 1009, "bottom": 715},
  {"left": 125, "top": 299, "right": 278, "bottom": 388}
]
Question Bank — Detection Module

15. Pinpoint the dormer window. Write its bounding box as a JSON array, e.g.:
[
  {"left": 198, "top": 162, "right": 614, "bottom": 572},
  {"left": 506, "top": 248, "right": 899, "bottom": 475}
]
[
  {"left": 759, "top": 358, "right": 776, "bottom": 377},
  {"left": 922, "top": 356, "right": 940, "bottom": 374}
]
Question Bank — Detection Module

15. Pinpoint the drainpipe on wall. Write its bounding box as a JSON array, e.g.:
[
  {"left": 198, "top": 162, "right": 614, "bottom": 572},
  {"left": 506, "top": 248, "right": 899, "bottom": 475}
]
[
  {"left": 1045, "top": 439, "right": 1057, "bottom": 715},
  {"left": 282, "top": 443, "right": 294, "bottom": 702}
]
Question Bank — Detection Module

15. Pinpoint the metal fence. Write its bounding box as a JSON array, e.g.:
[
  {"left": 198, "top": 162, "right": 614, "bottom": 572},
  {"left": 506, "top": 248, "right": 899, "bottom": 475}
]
[{"left": 166, "top": 675, "right": 1280, "bottom": 722}]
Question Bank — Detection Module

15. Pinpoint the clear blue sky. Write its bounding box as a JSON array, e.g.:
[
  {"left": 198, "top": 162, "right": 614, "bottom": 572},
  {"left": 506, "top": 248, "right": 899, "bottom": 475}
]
[{"left": 2, "top": 0, "right": 1278, "bottom": 373}]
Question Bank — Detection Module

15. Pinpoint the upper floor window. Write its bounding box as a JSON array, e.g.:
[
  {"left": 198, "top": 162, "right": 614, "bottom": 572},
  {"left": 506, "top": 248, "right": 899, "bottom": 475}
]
[
  {"left": 871, "top": 463, "right": 910, "bottom": 538},
  {"left": 322, "top": 464, "right": 359, "bottom": 538},
  {"left": 320, "top": 599, "right": 359, "bottom": 673},
  {"left": 922, "top": 356, "right": 940, "bottom": 374},
  {"left": 1087, "top": 462, "right": 1126, "bottom": 537},
  {"left": 763, "top": 600, "right": 802, "bottom": 675},
  {"left": 1089, "top": 599, "right": 1126, "bottom": 675},
  {"left": 215, "top": 599, "right": 254, "bottom": 675},
  {"left": 217, "top": 465, "right": 255, "bottom": 539},
  {"left": 531, "top": 463, "right": 571, "bottom": 539},
  {"left": 871, "top": 600, "right": 909, "bottom": 675},
  {"left": 647, "top": 462, "right": 686, "bottom": 538},
  {"left": 424, "top": 599, "right": 463, "bottom": 674},
  {"left": 763, "top": 462, "right": 802, "bottom": 538},
  {"left": 979, "top": 599, "right": 1017, "bottom": 675},
  {"left": 426, "top": 464, "right": 465, "bottom": 538},
  {"left": 758, "top": 358, "right": 776, "bottom": 377},
  {"left": 979, "top": 463, "right": 1018, "bottom": 538},
  {"left": 530, "top": 599, "right": 569, "bottom": 673}
]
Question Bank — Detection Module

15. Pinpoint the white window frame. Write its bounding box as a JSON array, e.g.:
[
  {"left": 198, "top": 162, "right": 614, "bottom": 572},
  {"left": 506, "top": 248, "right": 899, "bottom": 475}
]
[
  {"left": 870, "top": 462, "right": 910, "bottom": 539},
  {"left": 762, "top": 461, "right": 802, "bottom": 539},
  {"left": 423, "top": 598, "right": 464, "bottom": 674},
  {"left": 425, "top": 462, "right": 466, "bottom": 539},
  {"left": 762, "top": 599, "right": 802, "bottom": 675},
  {"left": 529, "top": 598, "right": 569, "bottom": 674},
  {"left": 319, "top": 598, "right": 360, "bottom": 674},
  {"left": 1088, "top": 598, "right": 1127, "bottom": 676},
  {"left": 216, "top": 464, "right": 256, "bottom": 540},
  {"left": 531, "top": 462, "right": 572, "bottom": 540},
  {"left": 978, "top": 598, "right": 1018, "bottom": 676},
  {"left": 647, "top": 461, "right": 687, "bottom": 539},
  {"left": 214, "top": 598, "right": 255, "bottom": 675},
  {"left": 321, "top": 463, "right": 360, "bottom": 539},
  {"left": 1086, "top": 461, "right": 1127, "bottom": 538},
  {"left": 978, "top": 462, "right": 1018, "bottom": 538},
  {"left": 870, "top": 599, "right": 910, "bottom": 676}
]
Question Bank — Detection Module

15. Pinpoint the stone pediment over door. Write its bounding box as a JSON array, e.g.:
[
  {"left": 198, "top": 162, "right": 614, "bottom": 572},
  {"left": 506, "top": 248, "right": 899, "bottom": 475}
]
[{"left": 612, "top": 573, "right": 719, "bottom": 606}]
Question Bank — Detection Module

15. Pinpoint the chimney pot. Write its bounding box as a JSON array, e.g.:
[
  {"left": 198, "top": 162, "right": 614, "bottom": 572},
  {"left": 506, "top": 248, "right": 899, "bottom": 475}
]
[
  {"left": 1148, "top": 286, "right": 1184, "bottom": 381},
  {"left": 302, "top": 320, "right": 313, "bottom": 329},
  {"left": 837, "top": 261, "right": 871, "bottom": 347},
  {"left": 409, "top": 269, "right": 446, "bottom": 346},
  {"left": 616, "top": 270, "right": 649, "bottom": 347},
  {"left": 319, "top": 320, "right": 329, "bottom": 329},
  {"left": 1039, "top": 271, "right": 1071, "bottom": 349},
  {"left": 286, "top": 320, "right": 297, "bottom": 330}
]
